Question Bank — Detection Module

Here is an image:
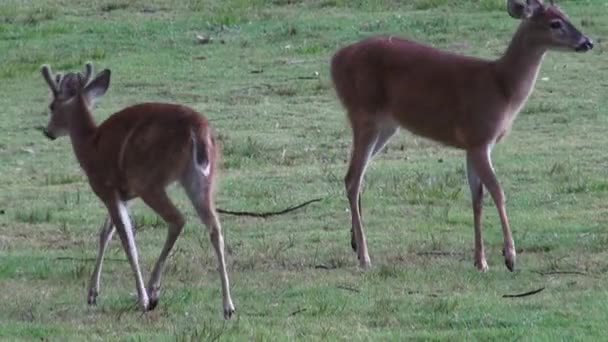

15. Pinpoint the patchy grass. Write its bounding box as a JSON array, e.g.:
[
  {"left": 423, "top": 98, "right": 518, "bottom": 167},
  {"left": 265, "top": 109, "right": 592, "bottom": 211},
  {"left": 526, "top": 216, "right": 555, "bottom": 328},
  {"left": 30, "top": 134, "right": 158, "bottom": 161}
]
[{"left": 1, "top": 0, "right": 608, "bottom": 340}]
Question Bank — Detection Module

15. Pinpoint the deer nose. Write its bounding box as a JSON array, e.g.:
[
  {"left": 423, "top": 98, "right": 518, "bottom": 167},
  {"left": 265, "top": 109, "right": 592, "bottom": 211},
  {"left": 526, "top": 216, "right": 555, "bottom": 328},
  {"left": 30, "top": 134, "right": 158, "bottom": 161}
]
[
  {"left": 576, "top": 38, "right": 594, "bottom": 52},
  {"left": 43, "top": 128, "right": 57, "bottom": 140}
]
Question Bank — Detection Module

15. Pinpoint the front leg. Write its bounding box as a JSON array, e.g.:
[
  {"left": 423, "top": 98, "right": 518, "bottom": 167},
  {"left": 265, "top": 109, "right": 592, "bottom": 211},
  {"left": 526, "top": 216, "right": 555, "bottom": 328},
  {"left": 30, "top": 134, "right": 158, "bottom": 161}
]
[
  {"left": 466, "top": 154, "right": 488, "bottom": 272},
  {"left": 87, "top": 215, "right": 115, "bottom": 305},
  {"left": 467, "top": 145, "right": 516, "bottom": 271},
  {"left": 106, "top": 196, "right": 150, "bottom": 310}
]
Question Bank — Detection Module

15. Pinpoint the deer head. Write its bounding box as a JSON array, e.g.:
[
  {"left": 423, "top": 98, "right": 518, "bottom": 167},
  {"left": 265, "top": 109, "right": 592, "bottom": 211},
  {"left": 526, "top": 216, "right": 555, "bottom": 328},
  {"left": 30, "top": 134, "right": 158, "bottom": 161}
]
[
  {"left": 41, "top": 63, "right": 111, "bottom": 140},
  {"left": 506, "top": 0, "right": 593, "bottom": 52}
]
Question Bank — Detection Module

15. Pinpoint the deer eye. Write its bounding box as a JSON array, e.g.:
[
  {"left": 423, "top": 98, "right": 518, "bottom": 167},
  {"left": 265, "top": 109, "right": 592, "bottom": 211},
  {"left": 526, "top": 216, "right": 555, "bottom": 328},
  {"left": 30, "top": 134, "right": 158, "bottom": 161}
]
[{"left": 550, "top": 21, "right": 562, "bottom": 29}]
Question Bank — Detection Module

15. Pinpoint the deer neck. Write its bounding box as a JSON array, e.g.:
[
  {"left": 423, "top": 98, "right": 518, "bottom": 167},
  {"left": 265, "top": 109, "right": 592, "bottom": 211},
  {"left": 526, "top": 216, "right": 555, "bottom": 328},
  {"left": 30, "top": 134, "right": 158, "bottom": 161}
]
[
  {"left": 496, "top": 22, "right": 547, "bottom": 109},
  {"left": 68, "top": 96, "right": 98, "bottom": 165}
]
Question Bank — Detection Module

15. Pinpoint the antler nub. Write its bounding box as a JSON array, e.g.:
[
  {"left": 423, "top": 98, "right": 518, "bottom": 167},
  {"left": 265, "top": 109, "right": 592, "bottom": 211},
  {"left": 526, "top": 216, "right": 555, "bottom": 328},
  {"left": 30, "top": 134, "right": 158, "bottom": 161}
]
[
  {"left": 82, "top": 62, "right": 93, "bottom": 85},
  {"left": 41, "top": 64, "right": 59, "bottom": 95},
  {"left": 55, "top": 73, "right": 63, "bottom": 85}
]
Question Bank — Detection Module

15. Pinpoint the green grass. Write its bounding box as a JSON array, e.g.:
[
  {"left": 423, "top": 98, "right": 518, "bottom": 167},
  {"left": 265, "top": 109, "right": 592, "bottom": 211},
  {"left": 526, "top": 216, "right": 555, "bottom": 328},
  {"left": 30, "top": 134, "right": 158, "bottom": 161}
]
[{"left": 1, "top": 0, "right": 608, "bottom": 340}]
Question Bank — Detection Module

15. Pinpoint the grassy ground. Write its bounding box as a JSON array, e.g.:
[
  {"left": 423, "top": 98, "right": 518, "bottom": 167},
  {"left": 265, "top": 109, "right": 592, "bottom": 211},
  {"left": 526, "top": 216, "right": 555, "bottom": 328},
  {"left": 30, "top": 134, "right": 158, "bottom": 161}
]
[{"left": 1, "top": 0, "right": 608, "bottom": 340}]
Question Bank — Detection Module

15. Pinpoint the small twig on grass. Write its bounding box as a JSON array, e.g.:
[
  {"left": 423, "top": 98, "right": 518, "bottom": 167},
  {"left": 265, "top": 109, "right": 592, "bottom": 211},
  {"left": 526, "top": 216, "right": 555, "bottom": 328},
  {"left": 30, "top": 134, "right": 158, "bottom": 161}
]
[
  {"left": 416, "top": 251, "right": 465, "bottom": 257},
  {"left": 314, "top": 264, "right": 336, "bottom": 270},
  {"left": 289, "top": 308, "right": 307, "bottom": 316},
  {"left": 406, "top": 290, "right": 439, "bottom": 297},
  {"left": 336, "top": 285, "right": 360, "bottom": 293},
  {"left": 217, "top": 197, "right": 323, "bottom": 218},
  {"left": 502, "top": 287, "right": 545, "bottom": 298},
  {"left": 286, "top": 58, "right": 327, "bottom": 65},
  {"left": 55, "top": 256, "right": 127, "bottom": 263},
  {"left": 532, "top": 270, "right": 588, "bottom": 276}
]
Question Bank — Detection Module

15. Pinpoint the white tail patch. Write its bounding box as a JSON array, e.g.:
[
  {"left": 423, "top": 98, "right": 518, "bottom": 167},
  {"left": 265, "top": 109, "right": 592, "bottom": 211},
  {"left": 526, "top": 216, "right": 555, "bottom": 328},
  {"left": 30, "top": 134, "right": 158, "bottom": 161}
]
[
  {"left": 201, "top": 161, "right": 210, "bottom": 177},
  {"left": 191, "top": 130, "right": 210, "bottom": 177}
]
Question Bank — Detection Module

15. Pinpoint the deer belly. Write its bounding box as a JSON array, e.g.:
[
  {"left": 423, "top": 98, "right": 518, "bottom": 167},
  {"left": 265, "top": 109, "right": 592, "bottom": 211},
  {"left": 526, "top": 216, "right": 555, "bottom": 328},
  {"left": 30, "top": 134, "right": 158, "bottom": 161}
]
[{"left": 393, "top": 113, "right": 467, "bottom": 149}]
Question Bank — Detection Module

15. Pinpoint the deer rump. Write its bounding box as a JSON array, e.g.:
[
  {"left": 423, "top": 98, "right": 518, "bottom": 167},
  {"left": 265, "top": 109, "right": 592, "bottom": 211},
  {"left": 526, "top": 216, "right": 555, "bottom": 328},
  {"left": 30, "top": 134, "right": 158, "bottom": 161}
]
[{"left": 91, "top": 103, "right": 213, "bottom": 197}]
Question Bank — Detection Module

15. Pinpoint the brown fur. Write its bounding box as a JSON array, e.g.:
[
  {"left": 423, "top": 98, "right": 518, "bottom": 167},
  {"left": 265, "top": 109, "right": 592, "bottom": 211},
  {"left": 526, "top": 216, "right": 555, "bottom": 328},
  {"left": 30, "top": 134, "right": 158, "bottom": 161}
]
[
  {"left": 41, "top": 65, "right": 235, "bottom": 318},
  {"left": 331, "top": 0, "right": 593, "bottom": 271},
  {"left": 72, "top": 101, "right": 216, "bottom": 201}
]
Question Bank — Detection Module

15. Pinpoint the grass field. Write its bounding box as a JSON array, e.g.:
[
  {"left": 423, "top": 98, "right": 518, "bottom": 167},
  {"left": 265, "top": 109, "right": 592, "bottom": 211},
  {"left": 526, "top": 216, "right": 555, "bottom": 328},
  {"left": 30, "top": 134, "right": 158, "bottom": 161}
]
[{"left": 1, "top": 0, "right": 608, "bottom": 340}]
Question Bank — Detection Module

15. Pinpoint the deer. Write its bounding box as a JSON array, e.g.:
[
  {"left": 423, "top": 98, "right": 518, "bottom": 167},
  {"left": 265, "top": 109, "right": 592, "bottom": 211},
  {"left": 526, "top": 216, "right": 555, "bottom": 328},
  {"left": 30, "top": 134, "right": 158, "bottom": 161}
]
[
  {"left": 330, "top": 0, "right": 593, "bottom": 271},
  {"left": 40, "top": 63, "right": 235, "bottom": 319}
]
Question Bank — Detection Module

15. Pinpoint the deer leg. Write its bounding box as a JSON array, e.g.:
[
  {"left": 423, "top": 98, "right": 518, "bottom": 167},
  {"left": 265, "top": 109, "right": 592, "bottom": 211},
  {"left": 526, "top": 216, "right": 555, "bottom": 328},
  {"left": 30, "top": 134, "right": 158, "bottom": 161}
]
[
  {"left": 139, "top": 190, "right": 185, "bottom": 310},
  {"left": 87, "top": 215, "right": 115, "bottom": 305},
  {"left": 345, "top": 122, "right": 381, "bottom": 268},
  {"left": 182, "top": 173, "right": 235, "bottom": 320},
  {"left": 467, "top": 145, "right": 516, "bottom": 272},
  {"left": 106, "top": 196, "right": 149, "bottom": 310},
  {"left": 466, "top": 155, "right": 488, "bottom": 272},
  {"left": 371, "top": 125, "right": 399, "bottom": 157},
  {"left": 350, "top": 124, "right": 398, "bottom": 252},
  {"left": 198, "top": 201, "right": 235, "bottom": 320},
  {"left": 351, "top": 197, "right": 360, "bottom": 252}
]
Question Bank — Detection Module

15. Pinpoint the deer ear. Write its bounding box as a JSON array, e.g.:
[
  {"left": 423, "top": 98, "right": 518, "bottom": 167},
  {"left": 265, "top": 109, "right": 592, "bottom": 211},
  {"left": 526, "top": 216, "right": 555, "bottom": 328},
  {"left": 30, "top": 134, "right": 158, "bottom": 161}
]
[
  {"left": 507, "top": 0, "right": 540, "bottom": 19},
  {"left": 83, "top": 69, "right": 111, "bottom": 105},
  {"left": 41, "top": 64, "right": 59, "bottom": 95},
  {"left": 507, "top": 0, "right": 525, "bottom": 18}
]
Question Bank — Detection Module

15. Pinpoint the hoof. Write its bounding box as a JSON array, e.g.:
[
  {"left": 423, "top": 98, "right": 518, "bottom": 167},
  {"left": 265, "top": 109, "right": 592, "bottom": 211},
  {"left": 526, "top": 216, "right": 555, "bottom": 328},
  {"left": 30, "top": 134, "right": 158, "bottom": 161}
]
[
  {"left": 503, "top": 247, "right": 516, "bottom": 272},
  {"left": 146, "top": 287, "right": 160, "bottom": 311},
  {"left": 358, "top": 256, "right": 371, "bottom": 269},
  {"left": 137, "top": 294, "right": 150, "bottom": 312},
  {"left": 148, "top": 298, "right": 159, "bottom": 311},
  {"left": 224, "top": 305, "right": 236, "bottom": 320},
  {"left": 474, "top": 259, "right": 489, "bottom": 272},
  {"left": 87, "top": 290, "right": 98, "bottom": 305},
  {"left": 139, "top": 301, "right": 150, "bottom": 312},
  {"left": 505, "top": 258, "right": 515, "bottom": 272}
]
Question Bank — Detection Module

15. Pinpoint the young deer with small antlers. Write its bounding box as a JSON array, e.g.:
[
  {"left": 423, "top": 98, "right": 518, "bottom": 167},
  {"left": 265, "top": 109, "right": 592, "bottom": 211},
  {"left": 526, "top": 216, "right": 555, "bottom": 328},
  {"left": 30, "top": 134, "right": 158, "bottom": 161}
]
[
  {"left": 331, "top": 0, "right": 593, "bottom": 271},
  {"left": 41, "top": 63, "right": 235, "bottom": 319}
]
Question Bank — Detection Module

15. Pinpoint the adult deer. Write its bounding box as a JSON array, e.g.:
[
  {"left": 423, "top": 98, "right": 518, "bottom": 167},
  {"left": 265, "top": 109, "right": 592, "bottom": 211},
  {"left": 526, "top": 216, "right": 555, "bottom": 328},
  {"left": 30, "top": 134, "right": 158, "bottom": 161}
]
[
  {"left": 40, "top": 63, "right": 235, "bottom": 319},
  {"left": 331, "top": 0, "right": 593, "bottom": 271}
]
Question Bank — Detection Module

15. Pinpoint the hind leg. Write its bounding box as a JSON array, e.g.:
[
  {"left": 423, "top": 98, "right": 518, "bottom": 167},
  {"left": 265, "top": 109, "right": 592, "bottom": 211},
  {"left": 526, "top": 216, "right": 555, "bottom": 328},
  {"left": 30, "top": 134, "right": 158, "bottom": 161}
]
[
  {"left": 346, "top": 114, "right": 401, "bottom": 268},
  {"left": 350, "top": 123, "right": 398, "bottom": 253},
  {"left": 182, "top": 171, "right": 235, "bottom": 319},
  {"left": 139, "top": 189, "right": 185, "bottom": 310}
]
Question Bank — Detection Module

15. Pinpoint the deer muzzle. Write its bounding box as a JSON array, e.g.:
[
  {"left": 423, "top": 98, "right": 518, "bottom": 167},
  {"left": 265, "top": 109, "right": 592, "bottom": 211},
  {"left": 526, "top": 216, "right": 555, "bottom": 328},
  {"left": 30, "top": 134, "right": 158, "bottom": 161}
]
[
  {"left": 43, "top": 128, "right": 57, "bottom": 141},
  {"left": 575, "top": 38, "right": 594, "bottom": 52}
]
